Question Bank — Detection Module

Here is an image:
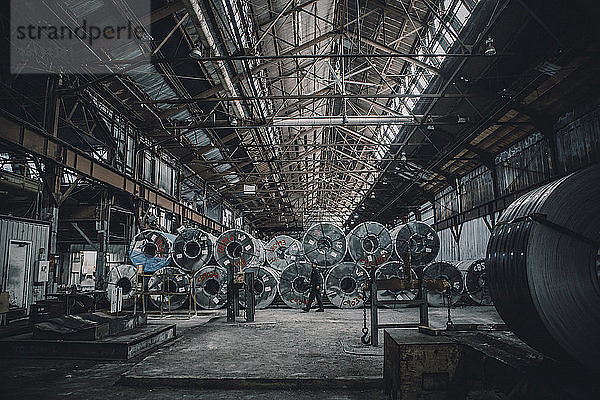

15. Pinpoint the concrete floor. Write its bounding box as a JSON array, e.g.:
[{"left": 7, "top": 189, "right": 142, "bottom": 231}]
[{"left": 0, "top": 305, "right": 504, "bottom": 399}]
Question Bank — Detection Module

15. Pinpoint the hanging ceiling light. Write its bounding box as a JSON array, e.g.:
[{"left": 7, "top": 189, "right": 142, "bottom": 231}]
[
  {"left": 484, "top": 37, "right": 496, "bottom": 56},
  {"left": 189, "top": 41, "right": 207, "bottom": 60}
]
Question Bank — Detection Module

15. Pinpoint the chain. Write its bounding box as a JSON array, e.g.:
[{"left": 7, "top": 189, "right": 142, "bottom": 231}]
[
  {"left": 446, "top": 290, "right": 454, "bottom": 328},
  {"left": 360, "top": 285, "right": 371, "bottom": 344}
]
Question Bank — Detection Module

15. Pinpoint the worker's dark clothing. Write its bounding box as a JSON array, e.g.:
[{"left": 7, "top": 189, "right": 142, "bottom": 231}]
[{"left": 303, "top": 268, "right": 324, "bottom": 311}]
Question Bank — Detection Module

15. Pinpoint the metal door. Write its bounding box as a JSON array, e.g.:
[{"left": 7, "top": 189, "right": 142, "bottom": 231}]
[{"left": 6, "top": 240, "right": 31, "bottom": 308}]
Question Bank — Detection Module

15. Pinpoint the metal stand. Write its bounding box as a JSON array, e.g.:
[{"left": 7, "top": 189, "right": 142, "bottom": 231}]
[
  {"left": 368, "top": 266, "right": 429, "bottom": 346},
  {"left": 227, "top": 266, "right": 256, "bottom": 323}
]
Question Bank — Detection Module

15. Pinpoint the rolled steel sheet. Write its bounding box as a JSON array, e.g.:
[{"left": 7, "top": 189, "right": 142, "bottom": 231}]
[
  {"left": 147, "top": 266, "right": 190, "bottom": 311},
  {"left": 278, "top": 261, "right": 324, "bottom": 309},
  {"left": 172, "top": 227, "right": 216, "bottom": 273},
  {"left": 347, "top": 221, "right": 393, "bottom": 267},
  {"left": 192, "top": 264, "right": 228, "bottom": 310},
  {"left": 391, "top": 222, "right": 439, "bottom": 266},
  {"left": 324, "top": 262, "right": 369, "bottom": 308},
  {"left": 107, "top": 264, "right": 138, "bottom": 309},
  {"left": 265, "top": 235, "right": 303, "bottom": 272},
  {"left": 129, "top": 230, "right": 176, "bottom": 273},
  {"left": 302, "top": 222, "right": 346, "bottom": 267},
  {"left": 486, "top": 164, "right": 600, "bottom": 370},
  {"left": 422, "top": 261, "right": 464, "bottom": 307},
  {"left": 375, "top": 261, "right": 418, "bottom": 307},
  {"left": 214, "top": 229, "right": 262, "bottom": 270},
  {"left": 455, "top": 259, "right": 492, "bottom": 305},
  {"left": 238, "top": 266, "right": 280, "bottom": 309}
]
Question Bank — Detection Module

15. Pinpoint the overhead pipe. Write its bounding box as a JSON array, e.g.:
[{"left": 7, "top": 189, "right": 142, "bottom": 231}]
[{"left": 272, "top": 115, "right": 417, "bottom": 127}]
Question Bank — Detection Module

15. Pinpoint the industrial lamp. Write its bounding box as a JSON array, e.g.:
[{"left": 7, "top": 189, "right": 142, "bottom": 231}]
[
  {"left": 484, "top": 37, "right": 496, "bottom": 56},
  {"left": 189, "top": 40, "right": 208, "bottom": 60}
]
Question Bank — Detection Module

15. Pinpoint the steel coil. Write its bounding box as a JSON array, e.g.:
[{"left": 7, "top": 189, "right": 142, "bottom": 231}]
[
  {"left": 324, "top": 262, "right": 369, "bottom": 308},
  {"left": 107, "top": 264, "right": 138, "bottom": 309},
  {"left": 214, "top": 229, "right": 262, "bottom": 270},
  {"left": 278, "top": 261, "right": 324, "bottom": 309},
  {"left": 422, "top": 261, "right": 464, "bottom": 307},
  {"left": 486, "top": 164, "right": 600, "bottom": 370},
  {"left": 238, "top": 266, "right": 280, "bottom": 309},
  {"left": 265, "top": 235, "right": 303, "bottom": 272},
  {"left": 375, "top": 261, "right": 418, "bottom": 307},
  {"left": 347, "top": 221, "right": 393, "bottom": 267},
  {"left": 129, "top": 230, "right": 176, "bottom": 273},
  {"left": 391, "top": 222, "right": 439, "bottom": 265},
  {"left": 172, "top": 227, "right": 216, "bottom": 273},
  {"left": 147, "top": 266, "right": 190, "bottom": 311},
  {"left": 302, "top": 222, "right": 346, "bottom": 267},
  {"left": 455, "top": 259, "right": 492, "bottom": 305},
  {"left": 192, "top": 264, "right": 228, "bottom": 310}
]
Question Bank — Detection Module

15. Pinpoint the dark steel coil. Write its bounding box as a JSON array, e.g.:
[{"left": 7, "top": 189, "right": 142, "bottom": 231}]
[
  {"left": 422, "top": 261, "right": 464, "bottom": 307},
  {"left": 147, "top": 266, "right": 190, "bottom": 311},
  {"left": 129, "top": 230, "right": 176, "bottom": 273},
  {"left": 455, "top": 259, "right": 492, "bottom": 305},
  {"left": 265, "top": 235, "right": 303, "bottom": 272},
  {"left": 375, "top": 261, "right": 418, "bottom": 307},
  {"left": 391, "top": 222, "right": 440, "bottom": 266},
  {"left": 324, "top": 262, "right": 369, "bottom": 308},
  {"left": 278, "top": 261, "right": 324, "bottom": 309},
  {"left": 107, "top": 264, "right": 138, "bottom": 309},
  {"left": 172, "top": 228, "right": 216, "bottom": 273},
  {"left": 238, "top": 266, "right": 280, "bottom": 309},
  {"left": 302, "top": 222, "right": 346, "bottom": 267},
  {"left": 347, "top": 221, "right": 393, "bottom": 267},
  {"left": 192, "top": 264, "right": 228, "bottom": 310},
  {"left": 486, "top": 164, "right": 600, "bottom": 370},
  {"left": 214, "top": 229, "right": 262, "bottom": 270}
]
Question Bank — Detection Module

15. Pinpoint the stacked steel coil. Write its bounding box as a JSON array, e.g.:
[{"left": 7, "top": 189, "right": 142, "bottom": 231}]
[
  {"left": 486, "top": 164, "right": 600, "bottom": 370},
  {"left": 106, "top": 264, "right": 138, "bottom": 309},
  {"left": 324, "top": 262, "right": 370, "bottom": 308},
  {"left": 375, "top": 261, "right": 418, "bottom": 307},
  {"left": 455, "top": 259, "right": 492, "bottom": 305},
  {"left": 302, "top": 222, "right": 346, "bottom": 267},
  {"left": 192, "top": 264, "right": 228, "bottom": 310},
  {"left": 214, "top": 229, "right": 263, "bottom": 271},
  {"left": 278, "top": 261, "right": 324, "bottom": 309},
  {"left": 147, "top": 266, "right": 190, "bottom": 311},
  {"left": 347, "top": 221, "right": 393, "bottom": 268},
  {"left": 265, "top": 235, "right": 303, "bottom": 273},
  {"left": 422, "top": 261, "right": 464, "bottom": 307},
  {"left": 239, "top": 266, "right": 280, "bottom": 309},
  {"left": 172, "top": 227, "right": 216, "bottom": 274},
  {"left": 390, "top": 222, "right": 439, "bottom": 266},
  {"left": 129, "top": 230, "right": 176, "bottom": 273}
]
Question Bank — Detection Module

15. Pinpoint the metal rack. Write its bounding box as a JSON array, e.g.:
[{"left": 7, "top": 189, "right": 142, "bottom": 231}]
[
  {"left": 132, "top": 265, "right": 196, "bottom": 318},
  {"left": 363, "top": 259, "right": 430, "bottom": 347}
]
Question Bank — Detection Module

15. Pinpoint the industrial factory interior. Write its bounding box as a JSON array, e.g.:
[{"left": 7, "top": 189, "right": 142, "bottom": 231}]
[{"left": 0, "top": 0, "right": 599, "bottom": 398}]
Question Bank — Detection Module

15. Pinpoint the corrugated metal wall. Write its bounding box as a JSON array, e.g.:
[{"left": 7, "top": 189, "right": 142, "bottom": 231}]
[
  {"left": 432, "top": 98, "right": 600, "bottom": 262},
  {"left": 436, "top": 214, "right": 500, "bottom": 261},
  {"left": 0, "top": 216, "right": 50, "bottom": 309},
  {"left": 555, "top": 101, "right": 600, "bottom": 173},
  {"left": 495, "top": 132, "right": 552, "bottom": 197}
]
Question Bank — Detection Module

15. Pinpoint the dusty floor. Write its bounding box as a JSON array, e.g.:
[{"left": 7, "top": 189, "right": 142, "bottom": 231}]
[{"left": 0, "top": 305, "right": 503, "bottom": 399}]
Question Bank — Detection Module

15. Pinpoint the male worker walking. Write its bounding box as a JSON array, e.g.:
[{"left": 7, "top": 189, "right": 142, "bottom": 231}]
[{"left": 303, "top": 262, "right": 324, "bottom": 312}]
